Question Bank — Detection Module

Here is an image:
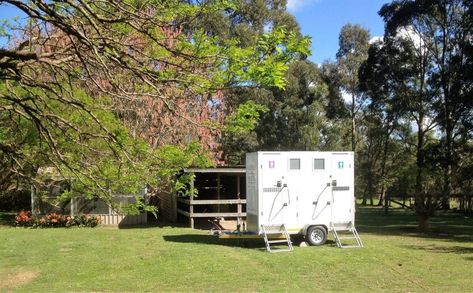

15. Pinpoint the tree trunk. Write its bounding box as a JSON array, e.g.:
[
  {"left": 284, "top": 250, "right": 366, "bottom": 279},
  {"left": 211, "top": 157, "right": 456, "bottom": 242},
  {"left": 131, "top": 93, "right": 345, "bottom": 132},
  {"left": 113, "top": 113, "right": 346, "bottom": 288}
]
[
  {"left": 364, "top": 167, "right": 375, "bottom": 206},
  {"left": 418, "top": 214, "right": 430, "bottom": 231},
  {"left": 378, "top": 189, "right": 385, "bottom": 206},
  {"left": 414, "top": 51, "right": 431, "bottom": 227},
  {"left": 378, "top": 121, "right": 393, "bottom": 207},
  {"left": 384, "top": 192, "right": 389, "bottom": 215},
  {"left": 361, "top": 183, "right": 369, "bottom": 206},
  {"left": 442, "top": 100, "right": 453, "bottom": 210},
  {"left": 415, "top": 117, "right": 426, "bottom": 222}
]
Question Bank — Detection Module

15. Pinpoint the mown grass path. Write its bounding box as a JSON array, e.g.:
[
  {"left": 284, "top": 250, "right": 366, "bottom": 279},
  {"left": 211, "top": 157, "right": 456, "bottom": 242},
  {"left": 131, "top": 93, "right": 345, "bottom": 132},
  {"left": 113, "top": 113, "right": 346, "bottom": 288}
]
[{"left": 1, "top": 207, "right": 472, "bottom": 292}]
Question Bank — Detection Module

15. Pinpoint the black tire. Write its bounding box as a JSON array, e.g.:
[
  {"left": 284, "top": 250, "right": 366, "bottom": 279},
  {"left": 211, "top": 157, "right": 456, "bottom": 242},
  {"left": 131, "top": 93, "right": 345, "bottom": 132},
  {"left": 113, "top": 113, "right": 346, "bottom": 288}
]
[{"left": 306, "top": 226, "right": 327, "bottom": 246}]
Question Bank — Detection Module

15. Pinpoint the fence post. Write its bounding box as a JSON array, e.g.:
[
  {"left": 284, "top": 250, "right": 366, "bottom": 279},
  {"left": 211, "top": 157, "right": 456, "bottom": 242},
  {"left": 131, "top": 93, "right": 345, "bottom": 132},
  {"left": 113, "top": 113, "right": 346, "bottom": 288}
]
[
  {"left": 190, "top": 179, "right": 194, "bottom": 229},
  {"left": 237, "top": 175, "right": 241, "bottom": 226},
  {"left": 217, "top": 173, "right": 221, "bottom": 213},
  {"left": 70, "top": 197, "right": 74, "bottom": 217},
  {"left": 31, "top": 185, "right": 35, "bottom": 215}
]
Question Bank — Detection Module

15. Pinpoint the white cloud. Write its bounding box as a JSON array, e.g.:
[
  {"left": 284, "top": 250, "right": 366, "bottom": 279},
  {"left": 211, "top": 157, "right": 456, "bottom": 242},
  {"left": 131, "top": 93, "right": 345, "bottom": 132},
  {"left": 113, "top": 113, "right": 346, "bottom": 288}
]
[
  {"left": 287, "top": 0, "right": 320, "bottom": 12},
  {"left": 341, "top": 90, "right": 352, "bottom": 104},
  {"left": 397, "top": 26, "right": 423, "bottom": 49},
  {"left": 369, "top": 36, "right": 384, "bottom": 44}
]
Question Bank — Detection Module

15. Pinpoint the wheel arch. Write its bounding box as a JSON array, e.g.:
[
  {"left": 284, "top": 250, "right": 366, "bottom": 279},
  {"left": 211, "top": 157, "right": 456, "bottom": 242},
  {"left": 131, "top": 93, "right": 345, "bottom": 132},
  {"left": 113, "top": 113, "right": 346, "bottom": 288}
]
[{"left": 302, "top": 224, "right": 328, "bottom": 236}]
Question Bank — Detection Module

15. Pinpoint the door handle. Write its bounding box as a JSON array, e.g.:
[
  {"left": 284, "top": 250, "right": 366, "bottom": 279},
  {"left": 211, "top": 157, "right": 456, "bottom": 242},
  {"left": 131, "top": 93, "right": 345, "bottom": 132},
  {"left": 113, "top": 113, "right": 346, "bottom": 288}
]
[{"left": 332, "top": 180, "right": 337, "bottom": 187}]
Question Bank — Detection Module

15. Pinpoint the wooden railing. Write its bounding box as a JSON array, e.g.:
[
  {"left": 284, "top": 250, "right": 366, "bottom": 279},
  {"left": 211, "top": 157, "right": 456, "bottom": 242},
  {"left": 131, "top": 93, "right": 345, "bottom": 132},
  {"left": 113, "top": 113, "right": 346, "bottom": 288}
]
[{"left": 177, "top": 197, "right": 246, "bottom": 228}]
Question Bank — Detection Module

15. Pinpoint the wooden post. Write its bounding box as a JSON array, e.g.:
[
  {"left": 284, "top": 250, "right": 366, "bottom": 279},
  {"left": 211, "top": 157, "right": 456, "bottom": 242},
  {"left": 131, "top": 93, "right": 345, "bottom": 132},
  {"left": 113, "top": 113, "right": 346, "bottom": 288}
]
[
  {"left": 217, "top": 173, "right": 221, "bottom": 213},
  {"left": 143, "top": 186, "right": 148, "bottom": 224},
  {"left": 70, "top": 197, "right": 74, "bottom": 217},
  {"left": 189, "top": 204, "right": 194, "bottom": 229},
  {"left": 237, "top": 175, "right": 241, "bottom": 199},
  {"left": 237, "top": 201, "right": 242, "bottom": 227},
  {"left": 237, "top": 175, "right": 241, "bottom": 226},
  {"left": 108, "top": 183, "right": 113, "bottom": 216},
  {"left": 190, "top": 177, "right": 194, "bottom": 229},
  {"left": 30, "top": 185, "right": 35, "bottom": 215},
  {"left": 69, "top": 177, "right": 73, "bottom": 217}
]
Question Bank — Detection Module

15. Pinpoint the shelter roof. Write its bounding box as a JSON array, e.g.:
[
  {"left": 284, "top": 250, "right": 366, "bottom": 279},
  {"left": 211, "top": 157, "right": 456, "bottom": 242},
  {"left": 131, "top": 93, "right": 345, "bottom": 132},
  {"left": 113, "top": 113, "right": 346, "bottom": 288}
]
[{"left": 184, "top": 167, "right": 245, "bottom": 174}]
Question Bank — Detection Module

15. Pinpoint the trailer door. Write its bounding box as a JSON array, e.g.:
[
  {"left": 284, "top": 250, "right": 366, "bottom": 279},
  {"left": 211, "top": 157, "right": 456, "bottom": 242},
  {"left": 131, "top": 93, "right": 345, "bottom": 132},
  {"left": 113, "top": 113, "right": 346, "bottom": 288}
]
[
  {"left": 260, "top": 153, "right": 290, "bottom": 226},
  {"left": 330, "top": 153, "right": 355, "bottom": 224},
  {"left": 306, "top": 153, "right": 333, "bottom": 224}
]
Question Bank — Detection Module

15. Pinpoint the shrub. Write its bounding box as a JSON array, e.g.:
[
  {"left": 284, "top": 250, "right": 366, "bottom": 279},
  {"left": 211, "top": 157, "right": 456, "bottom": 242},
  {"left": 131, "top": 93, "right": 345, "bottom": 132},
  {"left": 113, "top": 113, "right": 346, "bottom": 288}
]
[
  {"left": 14, "top": 211, "right": 100, "bottom": 228},
  {"left": 73, "top": 214, "right": 100, "bottom": 227},
  {"left": 46, "top": 212, "right": 66, "bottom": 227},
  {"left": 15, "top": 210, "right": 33, "bottom": 227}
]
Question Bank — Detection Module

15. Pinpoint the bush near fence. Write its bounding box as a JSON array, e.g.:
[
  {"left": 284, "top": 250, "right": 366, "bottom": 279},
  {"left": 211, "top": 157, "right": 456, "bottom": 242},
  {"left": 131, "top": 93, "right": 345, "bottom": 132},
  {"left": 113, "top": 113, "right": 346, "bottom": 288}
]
[{"left": 15, "top": 211, "right": 100, "bottom": 228}]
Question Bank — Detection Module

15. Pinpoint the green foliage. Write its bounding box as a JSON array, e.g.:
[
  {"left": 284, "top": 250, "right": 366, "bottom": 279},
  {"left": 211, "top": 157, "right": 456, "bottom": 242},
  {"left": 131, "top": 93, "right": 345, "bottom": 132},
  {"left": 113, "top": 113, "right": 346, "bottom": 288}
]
[
  {"left": 72, "top": 214, "right": 100, "bottom": 227},
  {"left": 357, "top": 0, "right": 473, "bottom": 224},
  {"left": 121, "top": 197, "right": 157, "bottom": 217},
  {"left": 254, "top": 60, "right": 349, "bottom": 151},
  {"left": 152, "top": 142, "right": 213, "bottom": 197},
  {"left": 225, "top": 101, "right": 268, "bottom": 135},
  {"left": 0, "top": 1, "right": 311, "bottom": 213},
  {"left": 221, "top": 59, "right": 352, "bottom": 164},
  {"left": 244, "top": 27, "right": 311, "bottom": 89}
]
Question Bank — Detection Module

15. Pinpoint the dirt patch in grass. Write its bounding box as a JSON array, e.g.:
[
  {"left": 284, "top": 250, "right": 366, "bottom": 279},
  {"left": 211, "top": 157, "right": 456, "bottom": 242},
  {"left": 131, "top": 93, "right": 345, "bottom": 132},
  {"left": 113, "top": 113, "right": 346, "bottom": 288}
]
[
  {"left": 0, "top": 270, "right": 39, "bottom": 290},
  {"left": 59, "top": 247, "right": 73, "bottom": 252}
]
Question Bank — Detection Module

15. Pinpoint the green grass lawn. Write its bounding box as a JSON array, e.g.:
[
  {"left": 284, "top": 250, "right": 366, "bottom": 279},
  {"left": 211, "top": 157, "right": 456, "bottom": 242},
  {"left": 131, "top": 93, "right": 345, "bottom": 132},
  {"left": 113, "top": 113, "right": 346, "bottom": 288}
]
[{"left": 1, "top": 207, "right": 472, "bottom": 292}]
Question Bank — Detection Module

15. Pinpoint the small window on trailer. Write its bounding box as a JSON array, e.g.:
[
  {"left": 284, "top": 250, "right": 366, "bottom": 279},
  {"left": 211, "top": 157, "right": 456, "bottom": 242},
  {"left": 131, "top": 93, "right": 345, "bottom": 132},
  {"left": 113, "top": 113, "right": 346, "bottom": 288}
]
[
  {"left": 289, "top": 158, "right": 301, "bottom": 170},
  {"left": 314, "top": 158, "right": 325, "bottom": 170}
]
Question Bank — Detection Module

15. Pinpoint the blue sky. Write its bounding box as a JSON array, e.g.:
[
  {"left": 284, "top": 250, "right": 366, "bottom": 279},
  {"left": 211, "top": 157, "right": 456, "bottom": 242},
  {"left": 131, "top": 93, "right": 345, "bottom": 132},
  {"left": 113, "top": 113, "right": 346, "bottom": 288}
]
[
  {"left": 288, "top": 0, "right": 391, "bottom": 64},
  {"left": 1, "top": 0, "right": 390, "bottom": 60}
]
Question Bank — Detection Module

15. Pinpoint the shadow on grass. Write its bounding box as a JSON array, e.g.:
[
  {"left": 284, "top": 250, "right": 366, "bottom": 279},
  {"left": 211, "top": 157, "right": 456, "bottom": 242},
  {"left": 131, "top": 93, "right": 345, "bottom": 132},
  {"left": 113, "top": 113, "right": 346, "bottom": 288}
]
[
  {"left": 163, "top": 233, "right": 339, "bottom": 251},
  {"left": 356, "top": 206, "right": 473, "bottom": 243},
  {"left": 118, "top": 220, "right": 189, "bottom": 229},
  {"left": 401, "top": 245, "right": 473, "bottom": 261},
  {"left": 401, "top": 245, "right": 473, "bottom": 255},
  {"left": 163, "top": 234, "right": 268, "bottom": 250}
]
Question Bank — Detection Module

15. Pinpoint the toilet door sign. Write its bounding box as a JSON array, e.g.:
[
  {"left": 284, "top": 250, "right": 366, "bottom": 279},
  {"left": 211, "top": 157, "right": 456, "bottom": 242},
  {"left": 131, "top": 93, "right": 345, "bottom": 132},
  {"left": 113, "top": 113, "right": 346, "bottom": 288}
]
[
  {"left": 338, "top": 161, "right": 344, "bottom": 169},
  {"left": 269, "top": 160, "right": 275, "bottom": 168}
]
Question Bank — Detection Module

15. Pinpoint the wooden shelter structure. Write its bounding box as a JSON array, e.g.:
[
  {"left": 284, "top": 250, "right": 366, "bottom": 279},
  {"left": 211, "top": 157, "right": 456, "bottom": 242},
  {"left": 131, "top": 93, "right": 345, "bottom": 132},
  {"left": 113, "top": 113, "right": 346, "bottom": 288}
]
[
  {"left": 31, "top": 167, "right": 148, "bottom": 226},
  {"left": 172, "top": 167, "right": 246, "bottom": 229}
]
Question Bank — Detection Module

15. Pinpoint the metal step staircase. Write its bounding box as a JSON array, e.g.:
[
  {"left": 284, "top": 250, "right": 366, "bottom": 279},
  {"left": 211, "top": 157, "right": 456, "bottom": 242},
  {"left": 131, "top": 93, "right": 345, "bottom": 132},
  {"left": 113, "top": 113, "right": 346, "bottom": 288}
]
[
  {"left": 261, "top": 224, "right": 293, "bottom": 253},
  {"left": 330, "top": 221, "right": 363, "bottom": 248}
]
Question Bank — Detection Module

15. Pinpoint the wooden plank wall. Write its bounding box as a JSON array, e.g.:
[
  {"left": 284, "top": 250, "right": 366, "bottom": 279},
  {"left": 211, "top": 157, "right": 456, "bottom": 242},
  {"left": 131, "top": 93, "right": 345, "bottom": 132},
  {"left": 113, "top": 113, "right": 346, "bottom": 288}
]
[
  {"left": 98, "top": 213, "right": 147, "bottom": 226},
  {"left": 157, "top": 189, "right": 176, "bottom": 222}
]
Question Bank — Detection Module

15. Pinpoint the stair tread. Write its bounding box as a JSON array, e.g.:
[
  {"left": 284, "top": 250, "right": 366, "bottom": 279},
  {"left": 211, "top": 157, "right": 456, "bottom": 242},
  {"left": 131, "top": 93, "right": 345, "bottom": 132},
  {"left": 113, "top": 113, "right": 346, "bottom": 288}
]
[
  {"left": 268, "top": 240, "right": 291, "bottom": 244},
  {"left": 332, "top": 224, "right": 363, "bottom": 249},
  {"left": 262, "top": 224, "right": 293, "bottom": 253},
  {"left": 331, "top": 222, "right": 352, "bottom": 226}
]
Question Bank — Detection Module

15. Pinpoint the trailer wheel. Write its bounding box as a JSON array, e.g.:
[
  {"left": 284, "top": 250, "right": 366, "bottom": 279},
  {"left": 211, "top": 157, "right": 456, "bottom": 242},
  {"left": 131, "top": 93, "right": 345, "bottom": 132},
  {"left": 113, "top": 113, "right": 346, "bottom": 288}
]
[{"left": 306, "top": 226, "right": 327, "bottom": 246}]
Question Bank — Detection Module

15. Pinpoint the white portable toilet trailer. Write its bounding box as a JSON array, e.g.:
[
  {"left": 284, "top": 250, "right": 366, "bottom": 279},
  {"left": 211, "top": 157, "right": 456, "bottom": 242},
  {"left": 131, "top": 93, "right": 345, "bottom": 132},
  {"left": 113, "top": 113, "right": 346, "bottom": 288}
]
[{"left": 246, "top": 151, "right": 358, "bottom": 246}]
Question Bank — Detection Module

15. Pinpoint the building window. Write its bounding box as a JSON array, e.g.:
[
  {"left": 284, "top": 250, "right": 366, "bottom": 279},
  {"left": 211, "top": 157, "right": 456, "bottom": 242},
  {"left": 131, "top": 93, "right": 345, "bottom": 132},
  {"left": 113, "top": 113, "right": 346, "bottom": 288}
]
[
  {"left": 314, "top": 158, "right": 325, "bottom": 170},
  {"left": 289, "top": 158, "right": 301, "bottom": 170}
]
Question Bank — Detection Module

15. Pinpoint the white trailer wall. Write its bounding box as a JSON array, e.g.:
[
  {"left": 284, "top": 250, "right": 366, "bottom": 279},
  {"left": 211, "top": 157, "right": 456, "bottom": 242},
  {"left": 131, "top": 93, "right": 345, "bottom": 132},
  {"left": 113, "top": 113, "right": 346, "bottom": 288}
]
[{"left": 246, "top": 151, "right": 355, "bottom": 235}]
